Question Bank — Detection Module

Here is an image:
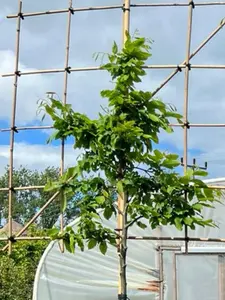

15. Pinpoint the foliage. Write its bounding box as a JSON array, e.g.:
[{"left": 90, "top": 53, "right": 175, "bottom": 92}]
[
  {"left": 0, "top": 166, "right": 81, "bottom": 228},
  {"left": 0, "top": 226, "right": 49, "bottom": 300},
  {"left": 39, "top": 32, "right": 220, "bottom": 256}
]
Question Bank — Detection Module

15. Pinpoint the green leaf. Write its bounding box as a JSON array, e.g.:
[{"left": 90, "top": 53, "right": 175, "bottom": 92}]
[
  {"left": 137, "top": 221, "right": 147, "bottom": 229},
  {"left": 99, "top": 241, "right": 107, "bottom": 255},
  {"left": 149, "top": 114, "right": 160, "bottom": 122},
  {"left": 185, "top": 168, "right": 194, "bottom": 178},
  {"left": 165, "top": 111, "right": 183, "bottom": 119},
  {"left": 174, "top": 218, "right": 182, "bottom": 231},
  {"left": 112, "top": 41, "right": 118, "bottom": 54},
  {"left": 162, "top": 159, "right": 180, "bottom": 169},
  {"left": 88, "top": 239, "right": 97, "bottom": 250},
  {"left": 102, "top": 190, "right": 109, "bottom": 197},
  {"left": 60, "top": 192, "right": 67, "bottom": 212},
  {"left": 192, "top": 203, "right": 203, "bottom": 212},
  {"left": 204, "top": 188, "right": 214, "bottom": 200},
  {"left": 96, "top": 196, "right": 105, "bottom": 204},
  {"left": 117, "top": 181, "right": 123, "bottom": 196},
  {"left": 104, "top": 207, "right": 113, "bottom": 220},
  {"left": 69, "top": 234, "right": 75, "bottom": 254},
  {"left": 77, "top": 237, "right": 84, "bottom": 251},
  {"left": 166, "top": 154, "right": 179, "bottom": 160},
  {"left": 48, "top": 228, "right": 59, "bottom": 239},
  {"left": 46, "top": 131, "right": 59, "bottom": 144},
  {"left": 44, "top": 180, "right": 59, "bottom": 191},
  {"left": 65, "top": 166, "right": 77, "bottom": 180},
  {"left": 184, "top": 217, "right": 193, "bottom": 226},
  {"left": 167, "top": 186, "right": 175, "bottom": 195},
  {"left": 64, "top": 239, "right": 71, "bottom": 253},
  {"left": 154, "top": 149, "right": 164, "bottom": 160},
  {"left": 193, "top": 170, "right": 208, "bottom": 177}
]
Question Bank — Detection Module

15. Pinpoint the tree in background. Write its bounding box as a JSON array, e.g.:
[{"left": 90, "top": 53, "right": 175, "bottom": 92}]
[
  {"left": 40, "top": 33, "right": 220, "bottom": 300},
  {"left": 0, "top": 226, "right": 49, "bottom": 300},
  {"left": 0, "top": 166, "right": 80, "bottom": 228}
]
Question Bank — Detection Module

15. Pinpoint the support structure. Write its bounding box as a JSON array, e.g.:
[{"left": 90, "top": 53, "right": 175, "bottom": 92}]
[{"left": 1, "top": 0, "right": 225, "bottom": 292}]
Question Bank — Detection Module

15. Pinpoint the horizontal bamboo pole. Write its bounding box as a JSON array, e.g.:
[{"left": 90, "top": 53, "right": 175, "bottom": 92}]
[
  {"left": 1, "top": 66, "right": 101, "bottom": 77},
  {"left": 4, "top": 64, "right": 225, "bottom": 78},
  {"left": 127, "top": 236, "right": 225, "bottom": 242},
  {"left": 0, "top": 125, "right": 53, "bottom": 132},
  {"left": 0, "top": 184, "right": 224, "bottom": 193},
  {"left": 1, "top": 235, "right": 225, "bottom": 243},
  {"left": 170, "top": 124, "right": 225, "bottom": 127},
  {"left": 144, "top": 65, "right": 186, "bottom": 69},
  {"left": 0, "top": 185, "right": 45, "bottom": 191},
  {"left": 1, "top": 123, "right": 225, "bottom": 133},
  {"left": 6, "top": 5, "right": 123, "bottom": 19},
  {"left": 208, "top": 185, "right": 225, "bottom": 189},
  {"left": 191, "top": 65, "right": 225, "bottom": 69},
  {"left": 0, "top": 236, "right": 51, "bottom": 241},
  {"left": 131, "top": 2, "right": 225, "bottom": 7}
]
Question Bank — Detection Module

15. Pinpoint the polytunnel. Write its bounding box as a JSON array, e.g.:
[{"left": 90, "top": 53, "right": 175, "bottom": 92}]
[{"left": 33, "top": 178, "right": 225, "bottom": 300}]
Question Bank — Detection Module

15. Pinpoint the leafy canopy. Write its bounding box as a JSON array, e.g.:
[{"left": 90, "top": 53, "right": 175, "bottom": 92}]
[{"left": 39, "top": 32, "right": 220, "bottom": 254}]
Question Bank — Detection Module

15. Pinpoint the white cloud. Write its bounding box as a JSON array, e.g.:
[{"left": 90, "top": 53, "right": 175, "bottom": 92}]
[{"left": 0, "top": 142, "right": 82, "bottom": 175}]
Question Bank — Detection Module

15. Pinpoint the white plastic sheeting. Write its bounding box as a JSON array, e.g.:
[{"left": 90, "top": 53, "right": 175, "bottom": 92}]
[
  {"left": 33, "top": 178, "right": 225, "bottom": 300},
  {"left": 176, "top": 254, "right": 219, "bottom": 300}
]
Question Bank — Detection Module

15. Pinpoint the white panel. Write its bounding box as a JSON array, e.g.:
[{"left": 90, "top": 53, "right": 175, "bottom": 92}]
[{"left": 176, "top": 255, "right": 218, "bottom": 300}]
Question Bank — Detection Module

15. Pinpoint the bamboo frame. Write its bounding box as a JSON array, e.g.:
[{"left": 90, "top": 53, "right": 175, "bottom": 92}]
[
  {"left": 151, "top": 18, "right": 225, "bottom": 97},
  {"left": 2, "top": 2, "right": 225, "bottom": 295},
  {"left": 5, "top": 2, "right": 225, "bottom": 21}
]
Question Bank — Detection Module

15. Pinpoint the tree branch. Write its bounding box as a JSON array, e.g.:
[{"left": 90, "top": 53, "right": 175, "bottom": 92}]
[
  {"left": 125, "top": 215, "right": 143, "bottom": 229},
  {"left": 134, "top": 167, "right": 152, "bottom": 176}
]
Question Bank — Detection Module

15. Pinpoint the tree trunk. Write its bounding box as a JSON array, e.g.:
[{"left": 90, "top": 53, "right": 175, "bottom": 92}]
[{"left": 118, "top": 191, "right": 128, "bottom": 300}]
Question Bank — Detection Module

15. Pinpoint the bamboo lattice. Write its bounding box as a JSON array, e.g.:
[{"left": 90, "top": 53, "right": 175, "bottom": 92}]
[{"left": 0, "top": 0, "right": 225, "bottom": 260}]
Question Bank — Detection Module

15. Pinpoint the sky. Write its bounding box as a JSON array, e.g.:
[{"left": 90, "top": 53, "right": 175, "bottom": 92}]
[{"left": 0, "top": 0, "right": 225, "bottom": 179}]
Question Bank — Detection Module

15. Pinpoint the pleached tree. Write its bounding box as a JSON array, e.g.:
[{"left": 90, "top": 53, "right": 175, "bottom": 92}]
[{"left": 40, "top": 33, "right": 220, "bottom": 300}]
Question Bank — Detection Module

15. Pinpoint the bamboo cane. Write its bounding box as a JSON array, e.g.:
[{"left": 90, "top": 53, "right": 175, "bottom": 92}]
[
  {"left": 58, "top": 0, "right": 73, "bottom": 253},
  {"left": 117, "top": 1, "right": 131, "bottom": 299},
  {"left": 131, "top": 2, "right": 225, "bottom": 7},
  {"left": 183, "top": 0, "right": 194, "bottom": 254},
  {"left": 7, "top": 0, "right": 23, "bottom": 255},
  {"left": 4, "top": 64, "right": 225, "bottom": 78},
  {"left": 6, "top": 5, "right": 123, "bottom": 19}
]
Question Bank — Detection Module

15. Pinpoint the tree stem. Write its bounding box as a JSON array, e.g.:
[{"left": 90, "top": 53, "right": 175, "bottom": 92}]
[{"left": 118, "top": 191, "right": 128, "bottom": 300}]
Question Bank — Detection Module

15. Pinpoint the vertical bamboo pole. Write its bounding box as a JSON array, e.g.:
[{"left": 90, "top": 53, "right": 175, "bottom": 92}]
[
  {"left": 183, "top": 0, "right": 194, "bottom": 254},
  {"left": 8, "top": 0, "right": 22, "bottom": 254},
  {"left": 59, "top": 0, "right": 73, "bottom": 253},
  {"left": 118, "top": 1, "right": 130, "bottom": 299},
  {"left": 122, "top": 0, "right": 130, "bottom": 44}
]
